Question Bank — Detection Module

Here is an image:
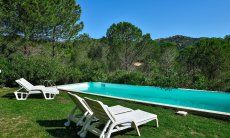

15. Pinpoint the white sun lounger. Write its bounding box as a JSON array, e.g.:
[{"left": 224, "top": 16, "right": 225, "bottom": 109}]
[
  {"left": 14, "top": 78, "right": 59, "bottom": 100},
  {"left": 81, "top": 97, "right": 159, "bottom": 138},
  {"left": 64, "top": 92, "right": 133, "bottom": 128}
]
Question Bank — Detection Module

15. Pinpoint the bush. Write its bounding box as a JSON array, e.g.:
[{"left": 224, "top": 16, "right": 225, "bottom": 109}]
[
  {"left": 107, "top": 70, "right": 147, "bottom": 85},
  {"left": 192, "top": 74, "right": 208, "bottom": 90},
  {"left": 77, "top": 60, "right": 107, "bottom": 82},
  {"left": 152, "top": 75, "right": 177, "bottom": 88},
  {"left": 55, "top": 66, "right": 83, "bottom": 84},
  {"left": 0, "top": 57, "right": 9, "bottom": 87},
  {"left": 0, "top": 54, "right": 84, "bottom": 86}
]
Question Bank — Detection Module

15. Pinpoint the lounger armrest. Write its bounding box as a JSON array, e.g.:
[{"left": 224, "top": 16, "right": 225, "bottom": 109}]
[
  {"left": 42, "top": 87, "right": 59, "bottom": 94},
  {"left": 115, "top": 118, "right": 137, "bottom": 125}
]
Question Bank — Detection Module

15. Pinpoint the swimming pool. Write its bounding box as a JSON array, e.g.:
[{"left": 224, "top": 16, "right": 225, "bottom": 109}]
[{"left": 58, "top": 82, "right": 230, "bottom": 117}]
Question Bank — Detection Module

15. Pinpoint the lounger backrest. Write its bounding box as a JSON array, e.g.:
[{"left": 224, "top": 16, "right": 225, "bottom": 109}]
[
  {"left": 84, "top": 97, "right": 115, "bottom": 123},
  {"left": 17, "top": 78, "right": 34, "bottom": 91},
  {"left": 67, "top": 92, "right": 93, "bottom": 115}
]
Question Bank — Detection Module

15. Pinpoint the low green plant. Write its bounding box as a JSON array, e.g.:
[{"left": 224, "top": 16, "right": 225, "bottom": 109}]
[{"left": 107, "top": 70, "right": 147, "bottom": 85}]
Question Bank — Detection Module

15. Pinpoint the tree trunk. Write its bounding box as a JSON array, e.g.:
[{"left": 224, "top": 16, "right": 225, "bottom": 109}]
[
  {"left": 52, "top": 41, "right": 55, "bottom": 57},
  {"left": 52, "top": 26, "right": 56, "bottom": 57},
  {"left": 124, "top": 43, "right": 128, "bottom": 71}
]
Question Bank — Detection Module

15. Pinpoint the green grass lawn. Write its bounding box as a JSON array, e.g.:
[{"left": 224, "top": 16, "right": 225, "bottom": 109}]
[{"left": 0, "top": 88, "right": 229, "bottom": 138}]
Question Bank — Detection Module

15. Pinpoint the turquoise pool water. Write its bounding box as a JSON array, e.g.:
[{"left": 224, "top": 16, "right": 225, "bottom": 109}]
[{"left": 58, "top": 82, "right": 230, "bottom": 114}]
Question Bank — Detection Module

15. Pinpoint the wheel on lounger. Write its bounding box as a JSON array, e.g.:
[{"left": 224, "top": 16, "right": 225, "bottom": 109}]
[
  {"left": 64, "top": 114, "right": 86, "bottom": 127},
  {"left": 64, "top": 114, "right": 75, "bottom": 127},
  {"left": 64, "top": 120, "right": 71, "bottom": 127}
]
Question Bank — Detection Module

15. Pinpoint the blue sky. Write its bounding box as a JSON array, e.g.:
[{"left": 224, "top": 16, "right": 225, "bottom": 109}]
[{"left": 78, "top": 0, "right": 230, "bottom": 39}]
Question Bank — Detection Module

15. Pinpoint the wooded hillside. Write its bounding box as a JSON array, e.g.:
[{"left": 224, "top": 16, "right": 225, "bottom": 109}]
[{"left": 0, "top": 0, "right": 229, "bottom": 92}]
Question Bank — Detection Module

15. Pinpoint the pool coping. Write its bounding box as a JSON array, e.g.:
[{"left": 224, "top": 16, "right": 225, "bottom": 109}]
[{"left": 57, "top": 82, "right": 230, "bottom": 119}]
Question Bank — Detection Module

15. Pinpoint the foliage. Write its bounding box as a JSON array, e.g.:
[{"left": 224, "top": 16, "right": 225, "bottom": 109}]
[
  {"left": 0, "top": 13, "right": 229, "bottom": 92},
  {"left": 179, "top": 38, "right": 222, "bottom": 80},
  {"left": 156, "top": 35, "right": 200, "bottom": 49},
  {"left": 0, "top": 0, "right": 83, "bottom": 40},
  {"left": 0, "top": 0, "right": 83, "bottom": 57},
  {"left": 0, "top": 55, "right": 108, "bottom": 87},
  {"left": 107, "top": 70, "right": 147, "bottom": 85},
  {"left": 0, "top": 33, "right": 229, "bottom": 92},
  {"left": 106, "top": 22, "right": 154, "bottom": 71}
]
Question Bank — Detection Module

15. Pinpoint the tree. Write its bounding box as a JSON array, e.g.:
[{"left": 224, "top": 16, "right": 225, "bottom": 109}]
[
  {"left": 0, "top": 0, "right": 83, "bottom": 57},
  {"left": 106, "top": 22, "right": 153, "bottom": 71},
  {"left": 44, "top": 0, "right": 83, "bottom": 57},
  {"left": 159, "top": 42, "right": 178, "bottom": 76},
  {"left": 224, "top": 35, "right": 230, "bottom": 45},
  {"left": 179, "top": 38, "right": 222, "bottom": 80}
]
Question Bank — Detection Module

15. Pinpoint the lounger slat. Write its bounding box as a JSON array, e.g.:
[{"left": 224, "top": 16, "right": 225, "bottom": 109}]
[
  {"left": 84, "top": 98, "right": 113, "bottom": 122},
  {"left": 68, "top": 93, "right": 89, "bottom": 113},
  {"left": 19, "top": 78, "right": 34, "bottom": 91},
  {"left": 64, "top": 92, "right": 93, "bottom": 128}
]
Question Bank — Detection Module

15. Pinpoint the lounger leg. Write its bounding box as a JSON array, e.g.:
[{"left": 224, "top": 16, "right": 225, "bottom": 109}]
[
  {"left": 156, "top": 118, "right": 159, "bottom": 127},
  {"left": 132, "top": 122, "right": 140, "bottom": 136},
  {"left": 14, "top": 92, "right": 19, "bottom": 100},
  {"left": 105, "top": 122, "right": 116, "bottom": 138},
  {"left": 76, "top": 112, "right": 88, "bottom": 126},
  {"left": 79, "top": 115, "right": 93, "bottom": 137},
  {"left": 14, "top": 88, "right": 29, "bottom": 100},
  {"left": 43, "top": 93, "right": 49, "bottom": 99},
  {"left": 14, "top": 91, "right": 29, "bottom": 100},
  {"left": 100, "top": 120, "right": 111, "bottom": 138},
  {"left": 64, "top": 106, "right": 77, "bottom": 126},
  {"left": 43, "top": 93, "right": 56, "bottom": 100}
]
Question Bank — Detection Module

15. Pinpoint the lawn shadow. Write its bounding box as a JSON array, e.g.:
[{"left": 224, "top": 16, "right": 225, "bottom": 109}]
[
  {"left": 36, "top": 119, "right": 141, "bottom": 137},
  {"left": 37, "top": 119, "right": 67, "bottom": 127},
  {"left": 112, "top": 124, "right": 158, "bottom": 137},
  {"left": 1, "top": 93, "right": 45, "bottom": 100},
  {"left": 36, "top": 119, "right": 82, "bottom": 137},
  {"left": 1, "top": 93, "right": 15, "bottom": 99},
  {"left": 112, "top": 128, "right": 140, "bottom": 137}
]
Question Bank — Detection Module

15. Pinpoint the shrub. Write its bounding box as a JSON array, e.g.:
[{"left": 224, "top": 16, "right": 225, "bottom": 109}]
[
  {"left": 0, "top": 54, "right": 84, "bottom": 86},
  {"left": 55, "top": 66, "right": 83, "bottom": 84},
  {"left": 107, "top": 70, "right": 147, "bottom": 85},
  {"left": 192, "top": 74, "right": 208, "bottom": 90},
  {"left": 77, "top": 60, "right": 107, "bottom": 82}
]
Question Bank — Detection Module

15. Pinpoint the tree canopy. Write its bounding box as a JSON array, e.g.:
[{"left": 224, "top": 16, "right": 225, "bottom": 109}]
[
  {"left": 0, "top": 0, "right": 83, "bottom": 41},
  {"left": 106, "top": 22, "right": 154, "bottom": 71}
]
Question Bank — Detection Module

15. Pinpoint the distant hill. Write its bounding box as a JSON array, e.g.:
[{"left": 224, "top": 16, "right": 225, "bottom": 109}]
[{"left": 155, "top": 35, "right": 201, "bottom": 49}]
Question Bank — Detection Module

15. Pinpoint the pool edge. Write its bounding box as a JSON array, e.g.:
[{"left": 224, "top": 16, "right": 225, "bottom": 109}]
[{"left": 58, "top": 87, "right": 230, "bottom": 120}]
